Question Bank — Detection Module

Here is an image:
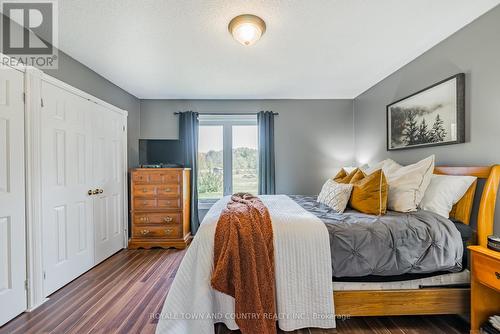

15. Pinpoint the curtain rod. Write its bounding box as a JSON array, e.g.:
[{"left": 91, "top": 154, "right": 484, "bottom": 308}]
[{"left": 173, "top": 111, "right": 279, "bottom": 115}]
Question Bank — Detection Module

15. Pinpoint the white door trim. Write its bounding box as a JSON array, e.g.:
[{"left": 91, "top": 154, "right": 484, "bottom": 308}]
[
  {"left": 122, "top": 118, "right": 129, "bottom": 247},
  {"left": 24, "top": 67, "right": 48, "bottom": 310}
]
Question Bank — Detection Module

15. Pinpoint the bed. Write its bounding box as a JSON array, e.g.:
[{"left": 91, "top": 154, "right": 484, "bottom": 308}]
[
  {"left": 331, "top": 165, "right": 499, "bottom": 317},
  {"left": 156, "top": 165, "right": 499, "bottom": 333}
]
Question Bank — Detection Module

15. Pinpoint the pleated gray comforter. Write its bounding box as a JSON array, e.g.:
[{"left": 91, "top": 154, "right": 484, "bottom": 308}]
[{"left": 290, "top": 195, "right": 464, "bottom": 277}]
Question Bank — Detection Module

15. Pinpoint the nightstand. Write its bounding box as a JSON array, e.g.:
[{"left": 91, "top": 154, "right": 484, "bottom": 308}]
[{"left": 468, "top": 246, "right": 500, "bottom": 333}]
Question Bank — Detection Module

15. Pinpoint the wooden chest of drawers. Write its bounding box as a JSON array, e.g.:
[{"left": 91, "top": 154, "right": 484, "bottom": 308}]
[{"left": 128, "top": 168, "right": 192, "bottom": 249}]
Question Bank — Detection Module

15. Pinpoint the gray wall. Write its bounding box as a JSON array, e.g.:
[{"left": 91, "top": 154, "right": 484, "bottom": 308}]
[
  {"left": 140, "top": 99, "right": 354, "bottom": 195},
  {"left": 44, "top": 52, "right": 141, "bottom": 168},
  {"left": 1, "top": 13, "right": 141, "bottom": 167},
  {"left": 353, "top": 5, "right": 500, "bottom": 234}
]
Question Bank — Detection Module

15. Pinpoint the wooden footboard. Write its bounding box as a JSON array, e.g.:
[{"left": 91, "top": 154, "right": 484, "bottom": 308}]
[{"left": 334, "top": 288, "right": 470, "bottom": 316}]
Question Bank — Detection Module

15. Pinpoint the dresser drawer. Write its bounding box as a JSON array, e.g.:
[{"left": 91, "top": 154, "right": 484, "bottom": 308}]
[
  {"left": 157, "top": 184, "right": 181, "bottom": 197},
  {"left": 132, "top": 173, "right": 151, "bottom": 184},
  {"left": 134, "top": 212, "right": 181, "bottom": 225},
  {"left": 134, "top": 198, "right": 157, "bottom": 209},
  {"left": 133, "top": 171, "right": 181, "bottom": 184},
  {"left": 158, "top": 198, "right": 181, "bottom": 209},
  {"left": 133, "top": 184, "right": 157, "bottom": 197},
  {"left": 473, "top": 252, "right": 500, "bottom": 291},
  {"left": 133, "top": 184, "right": 181, "bottom": 198},
  {"left": 133, "top": 198, "right": 181, "bottom": 210},
  {"left": 150, "top": 172, "right": 181, "bottom": 184},
  {"left": 133, "top": 225, "right": 182, "bottom": 239}
]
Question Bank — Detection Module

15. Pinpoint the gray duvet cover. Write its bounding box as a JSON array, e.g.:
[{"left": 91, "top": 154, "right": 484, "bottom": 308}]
[{"left": 290, "top": 195, "right": 464, "bottom": 277}]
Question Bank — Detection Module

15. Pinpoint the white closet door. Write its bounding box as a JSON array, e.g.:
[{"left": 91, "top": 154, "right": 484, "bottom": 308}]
[
  {"left": 40, "top": 81, "right": 94, "bottom": 296},
  {"left": 93, "top": 104, "right": 125, "bottom": 264},
  {"left": 0, "top": 67, "right": 27, "bottom": 326}
]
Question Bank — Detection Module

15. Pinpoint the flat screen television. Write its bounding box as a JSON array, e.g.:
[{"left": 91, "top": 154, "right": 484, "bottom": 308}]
[{"left": 139, "top": 139, "right": 185, "bottom": 166}]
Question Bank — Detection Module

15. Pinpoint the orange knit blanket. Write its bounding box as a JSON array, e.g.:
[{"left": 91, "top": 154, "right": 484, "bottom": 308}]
[{"left": 211, "top": 193, "right": 276, "bottom": 334}]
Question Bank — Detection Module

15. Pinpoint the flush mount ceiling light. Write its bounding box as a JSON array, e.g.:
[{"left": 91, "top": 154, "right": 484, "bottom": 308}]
[{"left": 228, "top": 14, "right": 266, "bottom": 46}]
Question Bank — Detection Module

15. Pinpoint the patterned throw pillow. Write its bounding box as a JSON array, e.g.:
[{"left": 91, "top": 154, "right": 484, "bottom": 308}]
[{"left": 317, "top": 179, "right": 353, "bottom": 213}]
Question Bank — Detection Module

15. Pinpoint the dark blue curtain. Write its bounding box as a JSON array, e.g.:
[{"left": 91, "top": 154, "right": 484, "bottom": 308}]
[
  {"left": 258, "top": 111, "right": 276, "bottom": 194},
  {"left": 179, "top": 111, "right": 200, "bottom": 235}
]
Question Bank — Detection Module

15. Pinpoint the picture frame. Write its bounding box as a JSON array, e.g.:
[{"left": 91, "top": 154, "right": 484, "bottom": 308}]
[{"left": 386, "top": 73, "right": 465, "bottom": 151}]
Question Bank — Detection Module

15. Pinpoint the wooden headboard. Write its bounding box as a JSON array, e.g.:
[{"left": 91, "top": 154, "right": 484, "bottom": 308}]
[{"left": 433, "top": 165, "right": 499, "bottom": 247}]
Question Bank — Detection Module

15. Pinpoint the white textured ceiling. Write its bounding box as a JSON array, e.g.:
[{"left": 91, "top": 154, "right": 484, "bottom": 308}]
[{"left": 58, "top": 0, "right": 500, "bottom": 99}]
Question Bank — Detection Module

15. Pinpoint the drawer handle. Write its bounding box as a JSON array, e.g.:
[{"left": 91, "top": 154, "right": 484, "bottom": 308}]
[
  {"left": 496, "top": 272, "right": 500, "bottom": 279},
  {"left": 143, "top": 200, "right": 148, "bottom": 205},
  {"left": 164, "top": 188, "right": 171, "bottom": 192},
  {"left": 139, "top": 217, "right": 149, "bottom": 222},
  {"left": 163, "top": 217, "right": 173, "bottom": 223},
  {"left": 140, "top": 229, "right": 150, "bottom": 235},
  {"left": 142, "top": 188, "right": 148, "bottom": 193},
  {"left": 165, "top": 228, "right": 174, "bottom": 235}
]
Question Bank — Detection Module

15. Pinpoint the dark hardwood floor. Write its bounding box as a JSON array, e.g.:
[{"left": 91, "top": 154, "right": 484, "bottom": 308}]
[{"left": 0, "top": 249, "right": 469, "bottom": 334}]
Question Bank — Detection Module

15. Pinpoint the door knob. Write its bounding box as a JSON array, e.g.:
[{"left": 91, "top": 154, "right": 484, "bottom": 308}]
[
  {"left": 92, "top": 189, "right": 99, "bottom": 195},
  {"left": 98, "top": 189, "right": 103, "bottom": 194}
]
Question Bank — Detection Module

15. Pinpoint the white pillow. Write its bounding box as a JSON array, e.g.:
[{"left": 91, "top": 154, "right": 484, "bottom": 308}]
[
  {"left": 317, "top": 179, "right": 353, "bottom": 213},
  {"left": 419, "top": 174, "right": 477, "bottom": 218},
  {"left": 364, "top": 159, "right": 402, "bottom": 175},
  {"left": 384, "top": 155, "right": 435, "bottom": 212}
]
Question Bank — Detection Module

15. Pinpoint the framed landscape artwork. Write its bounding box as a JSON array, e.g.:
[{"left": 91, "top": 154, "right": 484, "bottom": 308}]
[{"left": 387, "top": 73, "right": 465, "bottom": 151}]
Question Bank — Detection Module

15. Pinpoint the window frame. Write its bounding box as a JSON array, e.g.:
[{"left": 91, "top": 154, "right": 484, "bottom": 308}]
[{"left": 198, "top": 114, "right": 258, "bottom": 206}]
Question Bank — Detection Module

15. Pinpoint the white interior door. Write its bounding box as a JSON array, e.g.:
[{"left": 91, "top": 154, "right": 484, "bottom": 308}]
[
  {"left": 93, "top": 104, "right": 125, "bottom": 264},
  {"left": 0, "top": 67, "right": 27, "bottom": 326},
  {"left": 40, "top": 81, "right": 94, "bottom": 296}
]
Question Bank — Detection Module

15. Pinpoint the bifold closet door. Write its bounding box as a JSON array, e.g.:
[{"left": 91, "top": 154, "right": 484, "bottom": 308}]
[
  {"left": 40, "top": 81, "right": 94, "bottom": 296},
  {"left": 92, "top": 104, "right": 125, "bottom": 264},
  {"left": 0, "top": 67, "right": 27, "bottom": 325}
]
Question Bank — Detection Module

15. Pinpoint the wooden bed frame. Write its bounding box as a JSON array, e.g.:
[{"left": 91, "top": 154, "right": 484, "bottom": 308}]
[{"left": 333, "top": 165, "right": 500, "bottom": 317}]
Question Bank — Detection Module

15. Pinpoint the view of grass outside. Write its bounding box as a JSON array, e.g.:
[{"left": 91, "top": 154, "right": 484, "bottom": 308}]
[
  {"left": 198, "top": 125, "right": 258, "bottom": 199},
  {"left": 198, "top": 126, "right": 224, "bottom": 199},
  {"left": 232, "top": 126, "right": 258, "bottom": 194}
]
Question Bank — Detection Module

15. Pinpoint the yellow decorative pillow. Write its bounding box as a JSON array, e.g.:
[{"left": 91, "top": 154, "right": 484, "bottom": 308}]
[
  {"left": 337, "top": 168, "right": 362, "bottom": 184},
  {"left": 349, "top": 169, "right": 388, "bottom": 215},
  {"left": 348, "top": 169, "right": 365, "bottom": 184},
  {"left": 333, "top": 169, "right": 348, "bottom": 182}
]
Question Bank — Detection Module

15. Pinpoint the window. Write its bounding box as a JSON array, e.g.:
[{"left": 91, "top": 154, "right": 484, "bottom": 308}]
[{"left": 198, "top": 115, "right": 258, "bottom": 201}]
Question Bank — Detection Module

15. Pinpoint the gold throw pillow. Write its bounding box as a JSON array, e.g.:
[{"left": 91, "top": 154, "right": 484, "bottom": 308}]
[
  {"left": 337, "top": 168, "right": 362, "bottom": 184},
  {"left": 333, "top": 169, "right": 348, "bottom": 182},
  {"left": 349, "top": 169, "right": 388, "bottom": 215}
]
